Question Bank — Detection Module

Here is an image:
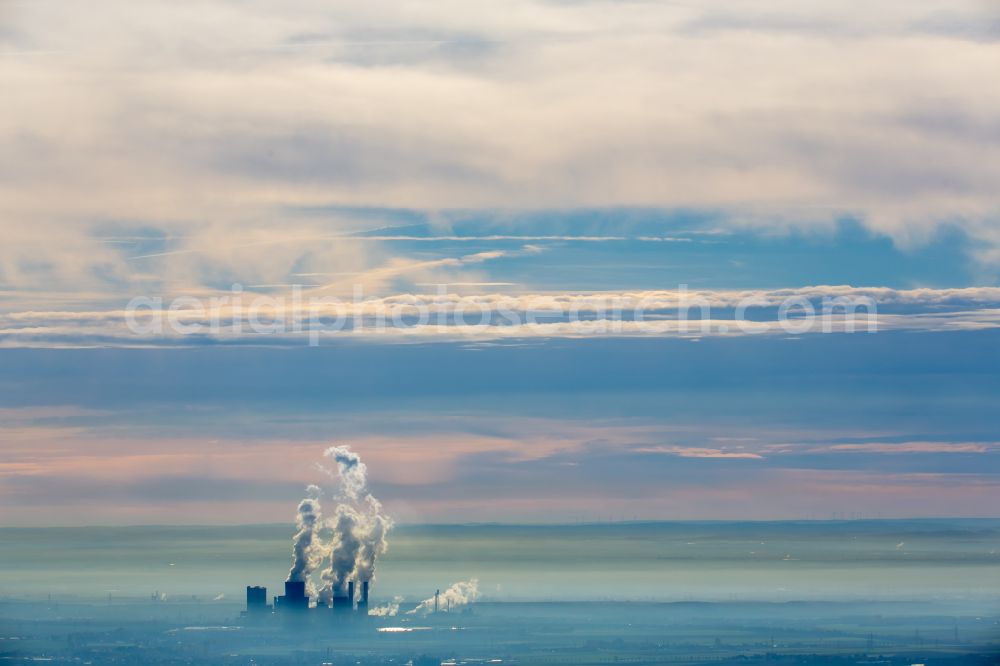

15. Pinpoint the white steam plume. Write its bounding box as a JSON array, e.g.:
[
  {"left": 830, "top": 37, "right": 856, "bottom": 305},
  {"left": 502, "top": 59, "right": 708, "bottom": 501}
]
[
  {"left": 368, "top": 595, "right": 404, "bottom": 617},
  {"left": 320, "top": 504, "right": 364, "bottom": 599},
  {"left": 353, "top": 495, "right": 391, "bottom": 584},
  {"left": 407, "top": 579, "right": 480, "bottom": 615},
  {"left": 325, "top": 446, "right": 367, "bottom": 500},
  {"left": 316, "top": 446, "right": 393, "bottom": 605},
  {"left": 286, "top": 484, "right": 323, "bottom": 597}
]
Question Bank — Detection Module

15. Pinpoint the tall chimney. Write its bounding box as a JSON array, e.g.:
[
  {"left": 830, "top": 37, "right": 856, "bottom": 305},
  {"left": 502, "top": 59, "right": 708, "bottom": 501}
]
[
  {"left": 434, "top": 589, "right": 440, "bottom": 614},
  {"left": 348, "top": 581, "right": 355, "bottom": 610},
  {"left": 355, "top": 580, "right": 369, "bottom": 616}
]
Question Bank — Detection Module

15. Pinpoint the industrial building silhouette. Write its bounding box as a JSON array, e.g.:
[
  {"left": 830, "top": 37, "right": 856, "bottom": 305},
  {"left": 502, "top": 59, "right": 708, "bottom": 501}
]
[{"left": 243, "top": 579, "right": 371, "bottom": 619}]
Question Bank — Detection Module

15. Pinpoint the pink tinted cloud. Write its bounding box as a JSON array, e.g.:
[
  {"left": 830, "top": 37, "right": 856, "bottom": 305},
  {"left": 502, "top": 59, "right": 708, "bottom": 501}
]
[
  {"left": 2, "top": 418, "right": 997, "bottom": 524},
  {"left": 825, "top": 441, "right": 994, "bottom": 454},
  {"left": 635, "top": 445, "right": 763, "bottom": 459}
]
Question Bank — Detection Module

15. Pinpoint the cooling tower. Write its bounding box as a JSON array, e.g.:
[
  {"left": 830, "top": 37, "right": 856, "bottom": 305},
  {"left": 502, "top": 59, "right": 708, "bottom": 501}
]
[{"left": 246, "top": 585, "right": 267, "bottom": 614}]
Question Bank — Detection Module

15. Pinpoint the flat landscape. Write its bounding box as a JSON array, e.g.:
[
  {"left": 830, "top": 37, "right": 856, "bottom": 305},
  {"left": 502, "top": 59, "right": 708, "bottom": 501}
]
[{"left": 2, "top": 521, "right": 997, "bottom": 664}]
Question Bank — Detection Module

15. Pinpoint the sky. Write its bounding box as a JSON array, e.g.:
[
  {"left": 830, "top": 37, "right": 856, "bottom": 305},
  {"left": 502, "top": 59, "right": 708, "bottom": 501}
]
[{"left": 1, "top": 0, "right": 999, "bottom": 525}]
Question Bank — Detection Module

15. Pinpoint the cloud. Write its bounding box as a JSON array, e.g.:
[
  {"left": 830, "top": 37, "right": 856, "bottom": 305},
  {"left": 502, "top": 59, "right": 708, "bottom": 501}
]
[
  {"left": 825, "top": 442, "right": 995, "bottom": 454},
  {"left": 3, "top": 406, "right": 999, "bottom": 524},
  {"left": 635, "top": 446, "right": 763, "bottom": 460},
  {"left": 1, "top": 0, "right": 999, "bottom": 301},
  {"left": 340, "top": 235, "right": 692, "bottom": 242},
  {"left": 6, "top": 284, "right": 1000, "bottom": 347},
  {"left": 311, "top": 248, "right": 515, "bottom": 293}
]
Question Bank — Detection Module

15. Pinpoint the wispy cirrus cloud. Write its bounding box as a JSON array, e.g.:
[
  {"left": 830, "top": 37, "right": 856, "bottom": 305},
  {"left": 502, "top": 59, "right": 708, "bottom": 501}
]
[
  {"left": 824, "top": 442, "right": 995, "bottom": 454},
  {"left": 635, "top": 446, "right": 763, "bottom": 460},
  {"left": 632, "top": 440, "right": 1000, "bottom": 461}
]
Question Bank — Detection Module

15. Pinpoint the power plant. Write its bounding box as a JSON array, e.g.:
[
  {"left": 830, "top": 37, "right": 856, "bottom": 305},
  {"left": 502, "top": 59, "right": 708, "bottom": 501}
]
[
  {"left": 239, "top": 448, "right": 477, "bottom": 624},
  {"left": 242, "top": 578, "right": 373, "bottom": 620}
]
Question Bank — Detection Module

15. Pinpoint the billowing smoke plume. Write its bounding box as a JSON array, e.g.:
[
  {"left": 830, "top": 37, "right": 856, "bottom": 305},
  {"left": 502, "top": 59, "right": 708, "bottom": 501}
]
[
  {"left": 320, "top": 504, "right": 364, "bottom": 598},
  {"left": 286, "top": 485, "right": 323, "bottom": 596},
  {"left": 326, "top": 446, "right": 368, "bottom": 500},
  {"left": 408, "top": 579, "right": 480, "bottom": 615},
  {"left": 316, "top": 446, "right": 393, "bottom": 604},
  {"left": 284, "top": 447, "right": 393, "bottom": 605},
  {"left": 353, "top": 495, "right": 392, "bottom": 584},
  {"left": 368, "top": 595, "right": 403, "bottom": 617}
]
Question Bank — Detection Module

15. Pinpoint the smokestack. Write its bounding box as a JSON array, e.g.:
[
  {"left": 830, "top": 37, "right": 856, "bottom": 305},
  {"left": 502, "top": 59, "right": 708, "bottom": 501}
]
[
  {"left": 357, "top": 581, "right": 369, "bottom": 614},
  {"left": 434, "top": 589, "right": 440, "bottom": 614},
  {"left": 348, "top": 581, "right": 355, "bottom": 610}
]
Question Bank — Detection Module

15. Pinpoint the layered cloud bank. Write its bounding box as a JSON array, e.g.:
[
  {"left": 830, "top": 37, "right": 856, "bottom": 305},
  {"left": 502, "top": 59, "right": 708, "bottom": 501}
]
[
  {"left": 3, "top": 285, "right": 1000, "bottom": 347},
  {"left": 1, "top": 0, "right": 999, "bottom": 299},
  {"left": 3, "top": 412, "right": 999, "bottom": 524}
]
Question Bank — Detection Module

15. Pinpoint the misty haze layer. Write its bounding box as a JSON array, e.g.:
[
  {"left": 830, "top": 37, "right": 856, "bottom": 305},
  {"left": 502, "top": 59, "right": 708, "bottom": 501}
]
[{"left": 0, "top": 521, "right": 996, "bottom": 604}]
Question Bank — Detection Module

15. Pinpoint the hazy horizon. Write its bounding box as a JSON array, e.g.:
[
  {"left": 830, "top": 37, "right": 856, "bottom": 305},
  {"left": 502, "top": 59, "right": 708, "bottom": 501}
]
[
  {"left": 3, "top": 520, "right": 997, "bottom": 605},
  {"left": 4, "top": 517, "right": 998, "bottom": 529}
]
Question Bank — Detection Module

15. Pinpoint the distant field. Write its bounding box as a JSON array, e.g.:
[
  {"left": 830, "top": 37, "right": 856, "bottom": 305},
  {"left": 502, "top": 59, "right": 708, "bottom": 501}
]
[{"left": 1, "top": 599, "right": 997, "bottom": 665}]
